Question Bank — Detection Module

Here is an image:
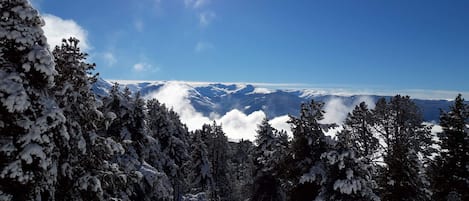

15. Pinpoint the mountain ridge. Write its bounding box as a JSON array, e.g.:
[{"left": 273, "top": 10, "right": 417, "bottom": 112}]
[{"left": 93, "top": 78, "right": 455, "bottom": 122}]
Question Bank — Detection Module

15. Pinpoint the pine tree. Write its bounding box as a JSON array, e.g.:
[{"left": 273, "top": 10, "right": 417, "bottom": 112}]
[
  {"left": 287, "top": 100, "right": 332, "bottom": 201},
  {"left": 202, "top": 122, "right": 233, "bottom": 201},
  {"left": 373, "top": 95, "right": 433, "bottom": 201},
  {"left": 339, "top": 102, "right": 379, "bottom": 163},
  {"left": 0, "top": 1, "right": 67, "bottom": 199},
  {"left": 147, "top": 99, "right": 190, "bottom": 201},
  {"left": 431, "top": 94, "right": 469, "bottom": 201},
  {"left": 318, "top": 137, "right": 380, "bottom": 201},
  {"left": 187, "top": 129, "right": 213, "bottom": 194},
  {"left": 229, "top": 139, "right": 255, "bottom": 201},
  {"left": 52, "top": 37, "right": 117, "bottom": 201},
  {"left": 252, "top": 119, "right": 287, "bottom": 201}
]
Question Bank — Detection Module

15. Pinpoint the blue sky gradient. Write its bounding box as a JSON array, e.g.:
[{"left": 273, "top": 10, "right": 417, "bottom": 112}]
[{"left": 34, "top": 0, "right": 469, "bottom": 92}]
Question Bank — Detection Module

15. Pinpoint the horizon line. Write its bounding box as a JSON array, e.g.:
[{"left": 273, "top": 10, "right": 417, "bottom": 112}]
[{"left": 104, "top": 78, "right": 468, "bottom": 101}]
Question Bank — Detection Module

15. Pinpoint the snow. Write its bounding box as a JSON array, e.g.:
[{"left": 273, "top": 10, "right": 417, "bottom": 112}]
[
  {"left": 183, "top": 192, "right": 208, "bottom": 201},
  {"left": 248, "top": 87, "right": 273, "bottom": 94},
  {"left": 19, "top": 143, "right": 46, "bottom": 166},
  {"left": 300, "top": 163, "right": 326, "bottom": 184},
  {"left": 0, "top": 141, "right": 16, "bottom": 157},
  {"left": 0, "top": 191, "right": 12, "bottom": 201},
  {"left": 78, "top": 175, "right": 103, "bottom": 195},
  {"left": 0, "top": 71, "right": 30, "bottom": 113},
  {"left": 333, "top": 178, "right": 362, "bottom": 195},
  {"left": 139, "top": 161, "right": 159, "bottom": 184},
  {"left": 1, "top": 160, "right": 31, "bottom": 184}
]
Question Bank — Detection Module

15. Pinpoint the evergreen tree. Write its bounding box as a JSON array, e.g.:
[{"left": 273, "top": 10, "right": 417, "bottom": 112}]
[
  {"left": 229, "top": 139, "right": 255, "bottom": 201},
  {"left": 373, "top": 95, "right": 433, "bottom": 201},
  {"left": 52, "top": 37, "right": 117, "bottom": 201},
  {"left": 318, "top": 136, "right": 380, "bottom": 201},
  {"left": 0, "top": 1, "right": 67, "bottom": 199},
  {"left": 287, "top": 100, "right": 332, "bottom": 201},
  {"left": 187, "top": 129, "right": 213, "bottom": 194},
  {"left": 339, "top": 102, "right": 379, "bottom": 163},
  {"left": 431, "top": 94, "right": 469, "bottom": 201},
  {"left": 147, "top": 99, "right": 190, "bottom": 201},
  {"left": 128, "top": 93, "right": 173, "bottom": 201},
  {"left": 252, "top": 119, "right": 287, "bottom": 201},
  {"left": 202, "top": 122, "right": 233, "bottom": 201}
]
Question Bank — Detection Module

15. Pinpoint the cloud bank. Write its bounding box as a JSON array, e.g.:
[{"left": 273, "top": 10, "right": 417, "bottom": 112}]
[
  {"left": 42, "top": 14, "right": 90, "bottom": 51},
  {"left": 144, "top": 82, "right": 371, "bottom": 141},
  {"left": 322, "top": 96, "right": 375, "bottom": 125}
]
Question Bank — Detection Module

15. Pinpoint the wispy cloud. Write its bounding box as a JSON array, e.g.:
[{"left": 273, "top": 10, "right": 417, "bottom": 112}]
[
  {"left": 42, "top": 14, "right": 90, "bottom": 51},
  {"left": 134, "top": 19, "right": 144, "bottom": 32},
  {"left": 184, "top": 0, "right": 209, "bottom": 9},
  {"left": 199, "top": 11, "right": 216, "bottom": 27},
  {"left": 103, "top": 52, "right": 117, "bottom": 66},
  {"left": 184, "top": 0, "right": 216, "bottom": 28},
  {"left": 133, "top": 62, "right": 159, "bottom": 72},
  {"left": 195, "top": 41, "right": 214, "bottom": 53}
]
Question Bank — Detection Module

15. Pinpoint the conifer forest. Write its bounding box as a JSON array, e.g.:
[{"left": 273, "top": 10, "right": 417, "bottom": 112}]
[{"left": 1, "top": 1, "right": 469, "bottom": 201}]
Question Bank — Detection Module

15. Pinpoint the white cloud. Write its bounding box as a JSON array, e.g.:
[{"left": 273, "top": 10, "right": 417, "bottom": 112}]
[
  {"left": 42, "top": 14, "right": 90, "bottom": 51},
  {"left": 133, "top": 62, "right": 159, "bottom": 72},
  {"left": 144, "top": 82, "right": 284, "bottom": 141},
  {"left": 321, "top": 96, "right": 375, "bottom": 125},
  {"left": 199, "top": 11, "right": 216, "bottom": 26},
  {"left": 321, "top": 98, "right": 349, "bottom": 125},
  {"left": 140, "top": 81, "right": 459, "bottom": 142},
  {"left": 103, "top": 52, "right": 116, "bottom": 66},
  {"left": 269, "top": 115, "right": 291, "bottom": 135},
  {"left": 219, "top": 110, "right": 266, "bottom": 141},
  {"left": 145, "top": 82, "right": 211, "bottom": 130},
  {"left": 195, "top": 41, "right": 214, "bottom": 52}
]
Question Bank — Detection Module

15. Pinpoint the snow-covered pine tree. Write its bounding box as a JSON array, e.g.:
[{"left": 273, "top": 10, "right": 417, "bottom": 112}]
[
  {"left": 373, "top": 95, "right": 433, "bottom": 201},
  {"left": 252, "top": 119, "right": 287, "bottom": 201},
  {"left": 101, "top": 84, "right": 135, "bottom": 141},
  {"left": 287, "top": 100, "right": 332, "bottom": 201},
  {"left": 318, "top": 136, "right": 380, "bottom": 201},
  {"left": 0, "top": 1, "right": 67, "bottom": 199},
  {"left": 146, "top": 99, "right": 190, "bottom": 201},
  {"left": 229, "top": 139, "right": 255, "bottom": 201},
  {"left": 430, "top": 94, "right": 469, "bottom": 201},
  {"left": 97, "top": 84, "right": 146, "bottom": 200},
  {"left": 187, "top": 129, "right": 213, "bottom": 195},
  {"left": 202, "top": 122, "right": 233, "bottom": 201},
  {"left": 339, "top": 102, "right": 379, "bottom": 163},
  {"left": 52, "top": 37, "right": 116, "bottom": 201}
]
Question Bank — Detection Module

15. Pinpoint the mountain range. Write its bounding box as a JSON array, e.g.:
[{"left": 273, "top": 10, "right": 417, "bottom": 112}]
[{"left": 92, "top": 78, "right": 455, "bottom": 123}]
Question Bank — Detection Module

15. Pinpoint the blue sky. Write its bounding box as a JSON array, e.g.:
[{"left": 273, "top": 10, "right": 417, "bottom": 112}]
[{"left": 33, "top": 0, "right": 469, "bottom": 92}]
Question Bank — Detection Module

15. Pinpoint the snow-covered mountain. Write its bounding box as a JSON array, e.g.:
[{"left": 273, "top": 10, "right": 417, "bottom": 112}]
[{"left": 93, "top": 78, "right": 453, "bottom": 123}]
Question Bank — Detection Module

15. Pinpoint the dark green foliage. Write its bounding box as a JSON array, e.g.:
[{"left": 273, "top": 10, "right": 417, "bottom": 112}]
[
  {"left": 203, "top": 122, "right": 233, "bottom": 201},
  {"left": 318, "top": 141, "right": 379, "bottom": 201},
  {"left": 52, "top": 37, "right": 111, "bottom": 201},
  {"left": 146, "top": 99, "right": 190, "bottom": 201},
  {"left": 287, "top": 100, "right": 331, "bottom": 201},
  {"left": 431, "top": 94, "right": 469, "bottom": 201},
  {"left": 229, "top": 139, "right": 255, "bottom": 201},
  {"left": 252, "top": 119, "right": 288, "bottom": 201},
  {"left": 187, "top": 129, "right": 213, "bottom": 194},
  {"left": 0, "top": 1, "right": 66, "bottom": 199},
  {"left": 373, "top": 95, "right": 433, "bottom": 201},
  {"left": 339, "top": 102, "right": 379, "bottom": 162}
]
